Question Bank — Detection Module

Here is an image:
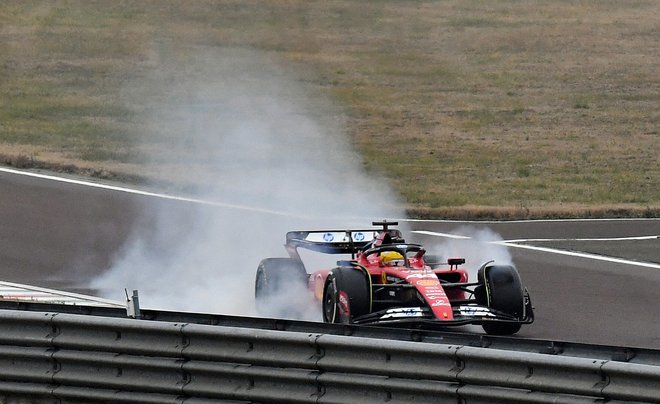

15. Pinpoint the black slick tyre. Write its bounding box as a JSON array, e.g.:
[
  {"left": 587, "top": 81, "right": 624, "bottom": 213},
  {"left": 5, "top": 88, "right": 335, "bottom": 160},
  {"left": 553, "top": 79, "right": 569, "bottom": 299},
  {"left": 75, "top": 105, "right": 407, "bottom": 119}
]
[
  {"left": 478, "top": 264, "right": 525, "bottom": 335},
  {"left": 323, "top": 268, "right": 370, "bottom": 324}
]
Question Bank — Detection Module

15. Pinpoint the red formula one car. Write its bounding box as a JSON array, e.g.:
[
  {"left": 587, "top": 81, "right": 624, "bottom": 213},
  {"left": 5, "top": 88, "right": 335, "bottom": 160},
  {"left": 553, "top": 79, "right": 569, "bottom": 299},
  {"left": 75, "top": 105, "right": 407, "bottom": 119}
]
[{"left": 255, "top": 221, "right": 533, "bottom": 335}]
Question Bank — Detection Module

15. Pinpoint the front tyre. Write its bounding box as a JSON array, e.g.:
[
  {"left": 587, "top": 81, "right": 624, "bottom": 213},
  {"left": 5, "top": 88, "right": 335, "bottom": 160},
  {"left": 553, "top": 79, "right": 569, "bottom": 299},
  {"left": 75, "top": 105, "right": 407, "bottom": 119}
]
[
  {"left": 478, "top": 264, "right": 525, "bottom": 335},
  {"left": 323, "top": 268, "right": 370, "bottom": 323}
]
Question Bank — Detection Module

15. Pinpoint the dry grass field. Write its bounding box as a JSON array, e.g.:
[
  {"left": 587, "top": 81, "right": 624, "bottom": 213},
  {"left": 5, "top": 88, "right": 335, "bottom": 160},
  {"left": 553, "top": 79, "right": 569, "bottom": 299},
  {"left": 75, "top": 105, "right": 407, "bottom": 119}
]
[{"left": 1, "top": 1, "right": 658, "bottom": 218}]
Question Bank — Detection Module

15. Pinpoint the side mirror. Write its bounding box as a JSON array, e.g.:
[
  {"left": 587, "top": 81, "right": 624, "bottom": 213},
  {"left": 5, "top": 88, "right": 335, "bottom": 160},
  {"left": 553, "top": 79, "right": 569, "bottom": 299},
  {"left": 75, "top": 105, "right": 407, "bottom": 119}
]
[{"left": 448, "top": 258, "right": 466, "bottom": 270}]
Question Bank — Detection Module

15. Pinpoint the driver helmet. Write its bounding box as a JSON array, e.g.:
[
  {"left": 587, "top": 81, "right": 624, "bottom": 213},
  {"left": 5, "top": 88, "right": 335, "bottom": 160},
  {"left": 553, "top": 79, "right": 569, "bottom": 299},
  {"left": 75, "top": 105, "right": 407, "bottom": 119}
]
[{"left": 381, "top": 251, "right": 404, "bottom": 266}]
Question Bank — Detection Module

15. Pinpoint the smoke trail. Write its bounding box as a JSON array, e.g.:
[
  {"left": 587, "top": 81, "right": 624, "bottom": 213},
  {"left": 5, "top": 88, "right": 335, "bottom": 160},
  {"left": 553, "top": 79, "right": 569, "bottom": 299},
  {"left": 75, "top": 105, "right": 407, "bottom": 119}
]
[
  {"left": 91, "top": 45, "right": 404, "bottom": 318},
  {"left": 424, "top": 226, "right": 513, "bottom": 281}
]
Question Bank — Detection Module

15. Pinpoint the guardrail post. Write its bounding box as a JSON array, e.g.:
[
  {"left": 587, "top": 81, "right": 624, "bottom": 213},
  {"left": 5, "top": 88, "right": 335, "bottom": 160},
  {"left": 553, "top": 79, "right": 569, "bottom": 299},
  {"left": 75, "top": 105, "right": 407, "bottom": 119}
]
[{"left": 125, "top": 289, "right": 141, "bottom": 319}]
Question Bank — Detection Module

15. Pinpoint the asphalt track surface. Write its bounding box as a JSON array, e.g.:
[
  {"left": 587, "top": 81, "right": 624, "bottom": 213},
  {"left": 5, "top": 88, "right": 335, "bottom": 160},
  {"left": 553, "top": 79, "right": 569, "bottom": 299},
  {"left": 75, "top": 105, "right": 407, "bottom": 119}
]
[{"left": 1, "top": 168, "right": 659, "bottom": 349}]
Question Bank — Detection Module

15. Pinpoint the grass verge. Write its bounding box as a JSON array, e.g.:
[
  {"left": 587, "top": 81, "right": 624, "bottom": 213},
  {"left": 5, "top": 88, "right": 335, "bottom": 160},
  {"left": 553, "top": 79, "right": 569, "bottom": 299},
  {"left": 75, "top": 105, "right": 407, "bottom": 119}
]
[{"left": 1, "top": 1, "right": 658, "bottom": 219}]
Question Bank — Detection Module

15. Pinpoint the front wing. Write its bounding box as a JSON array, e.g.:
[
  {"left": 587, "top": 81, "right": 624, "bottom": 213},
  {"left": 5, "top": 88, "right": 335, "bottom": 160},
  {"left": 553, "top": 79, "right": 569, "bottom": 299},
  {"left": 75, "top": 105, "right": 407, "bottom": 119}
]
[{"left": 351, "top": 296, "right": 534, "bottom": 327}]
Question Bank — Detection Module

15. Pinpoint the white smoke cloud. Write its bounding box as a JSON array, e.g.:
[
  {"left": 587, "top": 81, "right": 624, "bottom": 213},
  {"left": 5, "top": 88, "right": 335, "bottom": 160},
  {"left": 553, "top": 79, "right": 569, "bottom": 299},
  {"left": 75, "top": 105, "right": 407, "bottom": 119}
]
[
  {"left": 91, "top": 44, "right": 405, "bottom": 317},
  {"left": 424, "top": 226, "right": 513, "bottom": 281}
]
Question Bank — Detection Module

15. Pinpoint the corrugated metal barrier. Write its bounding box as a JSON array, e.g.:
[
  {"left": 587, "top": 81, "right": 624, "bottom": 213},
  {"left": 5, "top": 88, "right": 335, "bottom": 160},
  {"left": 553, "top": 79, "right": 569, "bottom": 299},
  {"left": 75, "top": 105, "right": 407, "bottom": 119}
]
[{"left": 0, "top": 308, "right": 658, "bottom": 403}]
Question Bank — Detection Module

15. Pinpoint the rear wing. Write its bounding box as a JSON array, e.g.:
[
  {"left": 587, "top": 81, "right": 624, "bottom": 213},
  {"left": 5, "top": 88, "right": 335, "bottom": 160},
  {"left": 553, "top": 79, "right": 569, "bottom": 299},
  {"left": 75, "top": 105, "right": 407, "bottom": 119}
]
[{"left": 286, "top": 228, "right": 403, "bottom": 255}]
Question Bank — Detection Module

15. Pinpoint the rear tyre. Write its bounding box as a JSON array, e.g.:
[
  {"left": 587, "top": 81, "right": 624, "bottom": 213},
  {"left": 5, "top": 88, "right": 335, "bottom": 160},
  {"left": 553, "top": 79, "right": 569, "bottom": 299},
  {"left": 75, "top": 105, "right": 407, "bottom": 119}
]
[
  {"left": 478, "top": 264, "right": 524, "bottom": 335},
  {"left": 255, "top": 258, "right": 308, "bottom": 319},
  {"left": 323, "top": 268, "right": 370, "bottom": 323}
]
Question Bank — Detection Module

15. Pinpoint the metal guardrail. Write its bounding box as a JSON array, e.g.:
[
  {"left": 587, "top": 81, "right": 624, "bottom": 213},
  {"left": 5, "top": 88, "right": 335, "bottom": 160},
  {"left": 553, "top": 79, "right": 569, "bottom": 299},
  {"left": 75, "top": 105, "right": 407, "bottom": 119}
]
[
  {"left": 1, "top": 300, "right": 658, "bottom": 365},
  {"left": 0, "top": 306, "right": 658, "bottom": 403}
]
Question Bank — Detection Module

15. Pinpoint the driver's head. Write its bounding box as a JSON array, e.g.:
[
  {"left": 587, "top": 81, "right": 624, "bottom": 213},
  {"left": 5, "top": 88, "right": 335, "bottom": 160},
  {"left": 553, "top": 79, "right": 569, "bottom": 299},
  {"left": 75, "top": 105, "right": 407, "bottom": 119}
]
[{"left": 380, "top": 251, "right": 404, "bottom": 266}]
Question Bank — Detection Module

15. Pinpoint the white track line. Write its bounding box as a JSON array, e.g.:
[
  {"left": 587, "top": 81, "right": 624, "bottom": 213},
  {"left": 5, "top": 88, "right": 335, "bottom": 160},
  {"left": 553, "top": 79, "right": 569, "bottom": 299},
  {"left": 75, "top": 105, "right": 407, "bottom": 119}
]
[
  {"left": 504, "top": 235, "right": 659, "bottom": 242},
  {"left": 0, "top": 280, "right": 124, "bottom": 307},
  {"left": 495, "top": 241, "right": 660, "bottom": 269},
  {"left": 4, "top": 167, "right": 657, "bottom": 224},
  {"left": 412, "top": 230, "right": 471, "bottom": 239},
  {"left": 415, "top": 230, "right": 660, "bottom": 270},
  {"left": 0, "top": 166, "right": 306, "bottom": 218}
]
